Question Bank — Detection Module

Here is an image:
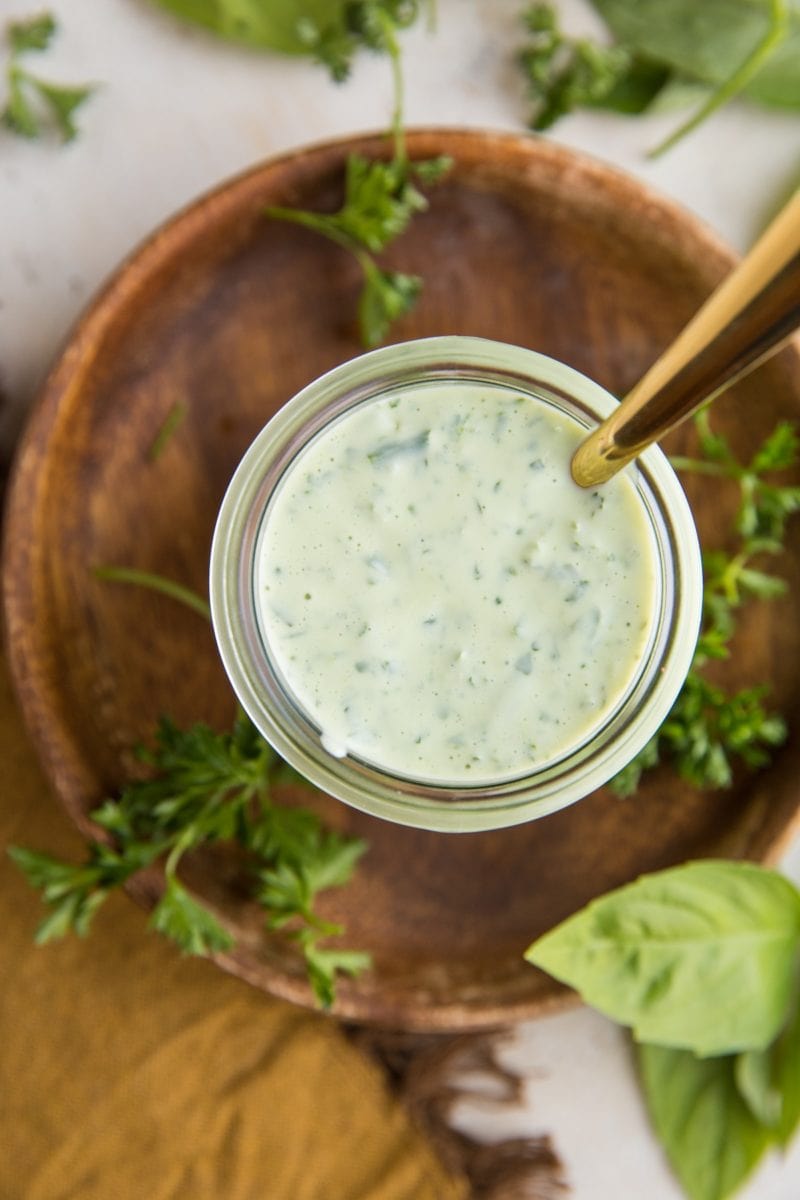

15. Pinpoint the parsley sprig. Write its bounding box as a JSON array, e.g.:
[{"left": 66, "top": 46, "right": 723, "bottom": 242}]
[
  {"left": 612, "top": 409, "right": 798, "bottom": 796},
  {"left": 519, "top": 2, "right": 637, "bottom": 132},
  {"left": 296, "top": 0, "right": 423, "bottom": 84},
  {"left": 10, "top": 712, "right": 370, "bottom": 1008},
  {"left": 2, "top": 12, "right": 94, "bottom": 142},
  {"left": 265, "top": 2, "right": 451, "bottom": 347}
]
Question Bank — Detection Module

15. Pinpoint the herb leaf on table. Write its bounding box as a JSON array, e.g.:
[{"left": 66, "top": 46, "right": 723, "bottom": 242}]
[
  {"left": 517, "top": 0, "right": 799, "bottom": 153},
  {"left": 297, "top": 0, "right": 425, "bottom": 82},
  {"left": 639, "top": 1042, "right": 773, "bottom": 1200},
  {"left": 8, "top": 12, "right": 56, "bottom": 53},
  {"left": 518, "top": 2, "right": 640, "bottom": 131},
  {"left": 592, "top": 0, "right": 800, "bottom": 108},
  {"left": 2, "top": 13, "right": 94, "bottom": 142},
  {"left": 527, "top": 861, "right": 800, "bottom": 1200},
  {"left": 264, "top": 6, "right": 450, "bottom": 346}
]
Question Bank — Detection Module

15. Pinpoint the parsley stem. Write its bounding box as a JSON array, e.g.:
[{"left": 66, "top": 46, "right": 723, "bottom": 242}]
[
  {"left": 262, "top": 205, "right": 357, "bottom": 255},
  {"left": 93, "top": 566, "right": 211, "bottom": 621},
  {"left": 388, "top": 31, "right": 406, "bottom": 167},
  {"left": 374, "top": 7, "right": 406, "bottom": 167},
  {"left": 649, "top": 0, "right": 789, "bottom": 158},
  {"left": 668, "top": 457, "right": 735, "bottom": 477},
  {"left": 164, "top": 828, "right": 195, "bottom": 878},
  {"left": 148, "top": 400, "right": 187, "bottom": 462}
]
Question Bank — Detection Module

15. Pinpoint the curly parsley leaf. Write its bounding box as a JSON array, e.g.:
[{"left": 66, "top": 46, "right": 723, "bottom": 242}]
[
  {"left": 2, "top": 65, "right": 38, "bottom": 136},
  {"left": 150, "top": 875, "right": 235, "bottom": 955},
  {"left": 297, "top": 0, "right": 423, "bottom": 82},
  {"left": 263, "top": 0, "right": 449, "bottom": 345},
  {"left": 8, "top": 841, "right": 161, "bottom": 941},
  {"left": 519, "top": 2, "right": 636, "bottom": 130},
  {"left": 21, "top": 76, "right": 94, "bottom": 141},
  {"left": 2, "top": 12, "right": 95, "bottom": 142},
  {"left": 303, "top": 941, "right": 372, "bottom": 1010},
  {"left": 152, "top": 1, "right": 442, "bottom": 344},
  {"left": 265, "top": 101, "right": 449, "bottom": 345},
  {"left": 679, "top": 416, "right": 800, "bottom": 542},
  {"left": 358, "top": 261, "right": 421, "bottom": 347},
  {"left": 267, "top": 154, "right": 430, "bottom": 256},
  {"left": 8, "top": 12, "right": 56, "bottom": 54},
  {"left": 611, "top": 411, "right": 795, "bottom": 796},
  {"left": 10, "top": 714, "right": 369, "bottom": 1008},
  {"left": 658, "top": 677, "right": 786, "bottom": 790}
]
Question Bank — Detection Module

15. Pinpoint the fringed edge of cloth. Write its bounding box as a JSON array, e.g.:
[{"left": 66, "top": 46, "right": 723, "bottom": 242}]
[{"left": 349, "top": 1028, "right": 570, "bottom": 1200}]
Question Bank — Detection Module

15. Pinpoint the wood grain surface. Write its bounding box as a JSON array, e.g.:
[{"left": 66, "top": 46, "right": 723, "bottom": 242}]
[{"left": 4, "top": 129, "right": 800, "bottom": 1030}]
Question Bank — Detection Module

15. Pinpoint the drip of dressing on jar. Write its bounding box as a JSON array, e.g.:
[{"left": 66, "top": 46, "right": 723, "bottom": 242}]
[{"left": 255, "top": 381, "right": 658, "bottom": 784}]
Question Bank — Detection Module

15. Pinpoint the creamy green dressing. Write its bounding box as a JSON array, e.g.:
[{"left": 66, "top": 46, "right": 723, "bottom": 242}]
[{"left": 255, "top": 381, "right": 658, "bottom": 784}]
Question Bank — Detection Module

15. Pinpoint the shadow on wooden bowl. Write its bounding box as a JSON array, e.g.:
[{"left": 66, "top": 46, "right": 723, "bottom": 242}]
[{"left": 4, "top": 129, "right": 800, "bottom": 1031}]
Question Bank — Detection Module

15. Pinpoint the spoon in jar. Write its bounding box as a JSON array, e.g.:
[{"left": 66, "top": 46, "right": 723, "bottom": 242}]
[{"left": 571, "top": 189, "right": 800, "bottom": 488}]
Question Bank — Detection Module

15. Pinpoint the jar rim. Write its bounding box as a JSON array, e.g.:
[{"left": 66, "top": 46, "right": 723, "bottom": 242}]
[{"left": 209, "top": 336, "right": 702, "bottom": 832}]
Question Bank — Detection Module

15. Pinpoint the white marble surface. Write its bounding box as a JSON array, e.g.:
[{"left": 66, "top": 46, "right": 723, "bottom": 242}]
[{"left": 2, "top": 1, "right": 800, "bottom": 1196}]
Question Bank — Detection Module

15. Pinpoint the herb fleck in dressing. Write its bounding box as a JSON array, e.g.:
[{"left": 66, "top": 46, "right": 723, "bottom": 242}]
[{"left": 256, "top": 382, "right": 658, "bottom": 783}]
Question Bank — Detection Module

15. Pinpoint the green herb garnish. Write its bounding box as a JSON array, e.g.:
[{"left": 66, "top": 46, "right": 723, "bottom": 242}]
[
  {"left": 611, "top": 410, "right": 797, "bottom": 796},
  {"left": 92, "top": 564, "right": 212, "bottom": 621},
  {"left": 518, "top": 2, "right": 636, "bottom": 131},
  {"left": 264, "top": 4, "right": 450, "bottom": 346},
  {"left": 11, "top": 568, "right": 369, "bottom": 1009},
  {"left": 9, "top": 713, "right": 369, "bottom": 1007},
  {"left": 3, "top": 12, "right": 94, "bottom": 142},
  {"left": 148, "top": 400, "right": 187, "bottom": 462},
  {"left": 526, "top": 860, "right": 800, "bottom": 1200},
  {"left": 296, "top": 0, "right": 425, "bottom": 82}
]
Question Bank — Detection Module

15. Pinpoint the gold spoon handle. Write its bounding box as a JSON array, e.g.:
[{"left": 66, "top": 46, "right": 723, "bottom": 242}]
[{"left": 571, "top": 191, "right": 800, "bottom": 488}]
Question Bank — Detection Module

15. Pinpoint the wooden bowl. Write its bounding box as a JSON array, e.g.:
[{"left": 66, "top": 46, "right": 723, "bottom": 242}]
[{"left": 5, "top": 130, "right": 800, "bottom": 1031}]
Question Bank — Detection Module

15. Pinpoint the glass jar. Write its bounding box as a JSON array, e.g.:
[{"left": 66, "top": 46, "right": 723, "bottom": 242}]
[{"left": 209, "top": 337, "right": 702, "bottom": 832}]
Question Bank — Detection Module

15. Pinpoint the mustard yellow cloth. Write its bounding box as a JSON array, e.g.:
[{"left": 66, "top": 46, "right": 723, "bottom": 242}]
[{"left": 0, "top": 652, "right": 466, "bottom": 1200}]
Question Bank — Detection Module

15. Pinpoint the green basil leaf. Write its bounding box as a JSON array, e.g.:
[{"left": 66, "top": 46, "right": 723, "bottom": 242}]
[
  {"left": 590, "top": 0, "right": 800, "bottom": 108},
  {"left": 639, "top": 1043, "right": 771, "bottom": 1200},
  {"left": 774, "top": 996, "right": 800, "bottom": 1147},
  {"left": 746, "top": 23, "right": 800, "bottom": 106},
  {"left": 734, "top": 1047, "right": 782, "bottom": 1127},
  {"left": 150, "top": 0, "right": 350, "bottom": 55},
  {"left": 525, "top": 861, "right": 800, "bottom": 1055},
  {"left": 591, "top": 0, "right": 771, "bottom": 82}
]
